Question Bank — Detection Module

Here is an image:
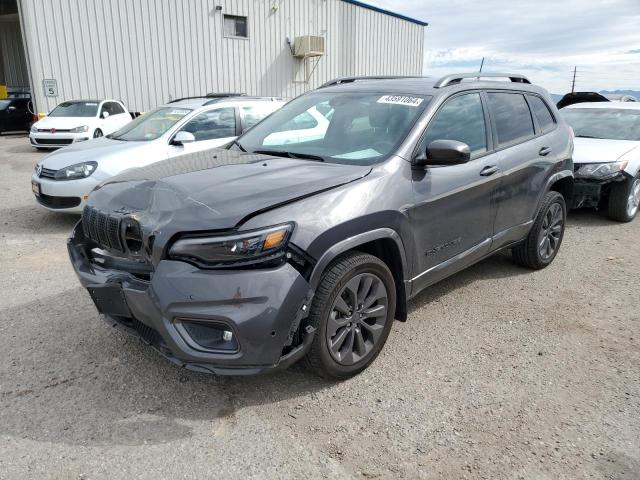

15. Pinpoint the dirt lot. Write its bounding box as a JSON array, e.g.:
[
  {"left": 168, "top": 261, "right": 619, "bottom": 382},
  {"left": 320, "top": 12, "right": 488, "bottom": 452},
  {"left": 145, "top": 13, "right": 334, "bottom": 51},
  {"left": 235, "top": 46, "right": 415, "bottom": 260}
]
[{"left": 0, "top": 134, "right": 638, "bottom": 480}]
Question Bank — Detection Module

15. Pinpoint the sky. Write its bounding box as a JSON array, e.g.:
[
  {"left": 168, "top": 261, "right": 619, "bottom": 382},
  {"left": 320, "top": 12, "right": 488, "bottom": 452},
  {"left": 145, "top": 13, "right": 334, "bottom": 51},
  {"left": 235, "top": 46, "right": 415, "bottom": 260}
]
[{"left": 365, "top": 0, "right": 640, "bottom": 94}]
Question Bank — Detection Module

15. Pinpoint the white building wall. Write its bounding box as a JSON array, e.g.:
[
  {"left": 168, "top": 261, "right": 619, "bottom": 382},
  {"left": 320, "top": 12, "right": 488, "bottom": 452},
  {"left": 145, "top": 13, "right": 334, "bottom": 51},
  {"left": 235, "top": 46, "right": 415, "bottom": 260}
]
[{"left": 17, "top": 0, "right": 425, "bottom": 114}]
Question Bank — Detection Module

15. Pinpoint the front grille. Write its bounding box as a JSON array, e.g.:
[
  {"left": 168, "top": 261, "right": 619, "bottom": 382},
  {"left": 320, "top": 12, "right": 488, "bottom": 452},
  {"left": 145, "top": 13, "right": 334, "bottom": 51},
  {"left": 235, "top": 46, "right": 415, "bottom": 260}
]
[
  {"left": 34, "top": 138, "right": 73, "bottom": 145},
  {"left": 82, "top": 206, "right": 124, "bottom": 252},
  {"left": 39, "top": 167, "right": 57, "bottom": 179},
  {"left": 36, "top": 193, "right": 81, "bottom": 209},
  {"left": 37, "top": 128, "right": 71, "bottom": 132}
]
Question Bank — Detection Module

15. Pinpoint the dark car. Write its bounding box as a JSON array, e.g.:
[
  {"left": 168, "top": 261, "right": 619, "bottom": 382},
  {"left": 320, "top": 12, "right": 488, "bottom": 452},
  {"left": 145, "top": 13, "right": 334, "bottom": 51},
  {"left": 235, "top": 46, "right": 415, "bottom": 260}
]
[
  {"left": 0, "top": 97, "right": 33, "bottom": 134},
  {"left": 68, "top": 73, "right": 574, "bottom": 379}
]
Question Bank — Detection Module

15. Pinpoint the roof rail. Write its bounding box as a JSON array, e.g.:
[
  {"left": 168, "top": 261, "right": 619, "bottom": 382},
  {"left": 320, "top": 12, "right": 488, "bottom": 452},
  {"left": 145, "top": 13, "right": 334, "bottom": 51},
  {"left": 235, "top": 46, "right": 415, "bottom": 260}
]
[
  {"left": 319, "top": 76, "right": 423, "bottom": 88},
  {"left": 167, "top": 93, "right": 246, "bottom": 104},
  {"left": 434, "top": 72, "right": 531, "bottom": 88},
  {"left": 202, "top": 95, "right": 286, "bottom": 106}
]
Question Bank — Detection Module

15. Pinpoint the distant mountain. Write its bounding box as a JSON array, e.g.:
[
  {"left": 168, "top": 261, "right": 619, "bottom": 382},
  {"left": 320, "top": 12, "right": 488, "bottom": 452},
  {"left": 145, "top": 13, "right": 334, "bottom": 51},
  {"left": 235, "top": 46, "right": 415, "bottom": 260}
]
[{"left": 599, "top": 89, "right": 640, "bottom": 99}]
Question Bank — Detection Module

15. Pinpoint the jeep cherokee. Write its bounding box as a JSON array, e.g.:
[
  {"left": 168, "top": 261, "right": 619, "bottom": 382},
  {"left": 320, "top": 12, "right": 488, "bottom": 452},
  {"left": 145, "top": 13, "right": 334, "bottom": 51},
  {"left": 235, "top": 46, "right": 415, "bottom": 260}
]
[{"left": 68, "top": 73, "right": 574, "bottom": 379}]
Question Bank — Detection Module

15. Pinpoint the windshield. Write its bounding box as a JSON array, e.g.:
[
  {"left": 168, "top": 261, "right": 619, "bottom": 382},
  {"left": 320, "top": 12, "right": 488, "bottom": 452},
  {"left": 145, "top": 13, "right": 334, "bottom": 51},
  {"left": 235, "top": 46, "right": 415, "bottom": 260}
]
[
  {"left": 0, "top": 100, "right": 10, "bottom": 110},
  {"left": 235, "top": 92, "right": 431, "bottom": 164},
  {"left": 49, "top": 101, "right": 99, "bottom": 117},
  {"left": 561, "top": 108, "right": 640, "bottom": 141},
  {"left": 109, "top": 107, "right": 192, "bottom": 141}
]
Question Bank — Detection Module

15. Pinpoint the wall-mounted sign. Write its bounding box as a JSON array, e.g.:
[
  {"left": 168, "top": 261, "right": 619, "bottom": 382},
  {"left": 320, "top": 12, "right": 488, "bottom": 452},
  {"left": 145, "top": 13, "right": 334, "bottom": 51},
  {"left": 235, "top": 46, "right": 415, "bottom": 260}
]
[{"left": 43, "top": 79, "right": 58, "bottom": 97}]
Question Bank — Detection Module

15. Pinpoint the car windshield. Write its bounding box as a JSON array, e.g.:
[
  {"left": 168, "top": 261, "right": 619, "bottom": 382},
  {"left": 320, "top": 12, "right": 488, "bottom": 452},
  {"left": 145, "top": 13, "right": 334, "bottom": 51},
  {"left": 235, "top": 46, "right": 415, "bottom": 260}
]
[
  {"left": 49, "top": 101, "right": 99, "bottom": 117},
  {"left": 235, "top": 91, "right": 431, "bottom": 164},
  {"left": 561, "top": 108, "right": 640, "bottom": 141},
  {"left": 0, "top": 100, "right": 10, "bottom": 110},
  {"left": 109, "top": 107, "right": 192, "bottom": 141}
]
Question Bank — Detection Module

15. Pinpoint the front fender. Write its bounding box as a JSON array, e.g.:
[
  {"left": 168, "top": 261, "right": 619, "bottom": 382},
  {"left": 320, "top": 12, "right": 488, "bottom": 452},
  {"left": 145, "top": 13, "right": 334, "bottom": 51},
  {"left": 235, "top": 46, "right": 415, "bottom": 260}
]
[{"left": 308, "top": 227, "right": 409, "bottom": 290}]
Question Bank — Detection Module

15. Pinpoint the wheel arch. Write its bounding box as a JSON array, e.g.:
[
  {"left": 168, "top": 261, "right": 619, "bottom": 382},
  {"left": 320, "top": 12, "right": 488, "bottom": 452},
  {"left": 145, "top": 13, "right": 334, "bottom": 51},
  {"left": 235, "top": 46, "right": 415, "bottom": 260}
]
[
  {"left": 548, "top": 172, "right": 574, "bottom": 203},
  {"left": 308, "top": 228, "right": 409, "bottom": 322}
]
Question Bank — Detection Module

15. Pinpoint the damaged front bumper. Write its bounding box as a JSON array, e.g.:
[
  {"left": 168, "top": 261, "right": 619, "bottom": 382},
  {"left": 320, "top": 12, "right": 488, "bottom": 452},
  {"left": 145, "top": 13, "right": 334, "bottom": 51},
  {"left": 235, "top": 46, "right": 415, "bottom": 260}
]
[
  {"left": 571, "top": 171, "right": 627, "bottom": 209},
  {"left": 67, "top": 223, "right": 315, "bottom": 375}
]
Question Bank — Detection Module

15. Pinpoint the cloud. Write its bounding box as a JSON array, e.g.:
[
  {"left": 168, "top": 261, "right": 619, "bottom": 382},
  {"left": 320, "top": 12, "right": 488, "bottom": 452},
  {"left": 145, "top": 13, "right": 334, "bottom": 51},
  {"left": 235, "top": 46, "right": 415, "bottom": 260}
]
[{"left": 365, "top": 0, "right": 640, "bottom": 93}]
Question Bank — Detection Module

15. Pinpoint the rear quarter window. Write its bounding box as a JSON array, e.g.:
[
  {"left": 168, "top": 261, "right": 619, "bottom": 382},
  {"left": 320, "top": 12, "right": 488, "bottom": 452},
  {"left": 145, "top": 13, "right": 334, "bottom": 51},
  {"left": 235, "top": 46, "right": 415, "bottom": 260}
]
[
  {"left": 487, "top": 92, "right": 535, "bottom": 146},
  {"left": 528, "top": 95, "right": 556, "bottom": 134}
]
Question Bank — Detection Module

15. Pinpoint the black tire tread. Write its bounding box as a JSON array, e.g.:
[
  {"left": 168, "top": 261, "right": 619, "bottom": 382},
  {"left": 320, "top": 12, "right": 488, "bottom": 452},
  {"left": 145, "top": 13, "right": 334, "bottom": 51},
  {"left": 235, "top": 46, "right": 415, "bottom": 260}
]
[
  {"left": 303, "top": 251, "right": 394, "bottom": 379},
  {"left": 512, "top": 191, "right": 565, "bottom": 270},
  {"left": 607, "top": 175, "right": 638, "bottom": 222}
]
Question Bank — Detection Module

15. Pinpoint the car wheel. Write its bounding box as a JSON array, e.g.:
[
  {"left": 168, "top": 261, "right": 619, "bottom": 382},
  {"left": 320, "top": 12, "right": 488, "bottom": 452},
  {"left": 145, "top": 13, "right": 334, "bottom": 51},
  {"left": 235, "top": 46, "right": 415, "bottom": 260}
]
[
  {"left": 93, "top": 129, "right": 103, "bottom": 138},
  {"left": 35, "top": 147, "right": 49, "bottom": 151},
  {"left": 512, "top": 191, "right": 566, "bottom": 270},
  {"left": 304, "top": 252, "right": 396, "bottom": 379},
  {"left": 607, "top": 175, "right": 640, "bottom": 222}
]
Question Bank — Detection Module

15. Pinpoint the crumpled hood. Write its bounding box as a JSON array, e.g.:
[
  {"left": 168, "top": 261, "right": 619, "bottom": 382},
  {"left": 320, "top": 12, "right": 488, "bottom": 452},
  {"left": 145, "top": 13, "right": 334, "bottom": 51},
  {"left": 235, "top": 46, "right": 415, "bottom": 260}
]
[
  {"left": 40, "top": 137, "right": 151, "bottom": 171},
  {"left": 573, "top": 137, "right": 639, "bottom": 164},
  {"left": 88, "top": 148, "right": 371, "bottom": 234}
]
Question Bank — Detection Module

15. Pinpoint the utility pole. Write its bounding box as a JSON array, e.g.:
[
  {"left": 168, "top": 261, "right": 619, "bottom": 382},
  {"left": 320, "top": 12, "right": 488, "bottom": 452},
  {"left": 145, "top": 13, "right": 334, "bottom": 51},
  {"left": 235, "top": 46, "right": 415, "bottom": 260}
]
[
  {"left": 571, "top": 66, "right": 577, "bottom": 93},
  {"left": 479, "top": 57, "right": 485, "bottom": 73}
]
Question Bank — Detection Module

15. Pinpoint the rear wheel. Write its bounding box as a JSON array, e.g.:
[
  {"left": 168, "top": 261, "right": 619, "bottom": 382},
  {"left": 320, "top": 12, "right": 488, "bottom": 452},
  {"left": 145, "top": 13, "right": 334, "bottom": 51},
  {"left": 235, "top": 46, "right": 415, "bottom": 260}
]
[
  {"left": 607, "top": 175, "right": 640, "bottom": 222},
  {"left": 93, "top": 128, "right": 103, "bottom": 138},
  {"left": 304, "top": 252, "right": 396, "bottom": 379},
  {"left": 512, "top": 191, "right": 566, "bottom": 269}
]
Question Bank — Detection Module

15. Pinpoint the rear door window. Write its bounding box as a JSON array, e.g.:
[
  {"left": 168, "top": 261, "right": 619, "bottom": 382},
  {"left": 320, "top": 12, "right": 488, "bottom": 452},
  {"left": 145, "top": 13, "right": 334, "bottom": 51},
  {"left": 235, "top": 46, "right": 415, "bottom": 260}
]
[
  {"left": 487, "top": 92, "right": 535, "bottom": 146},
  {"left": 527, "top": 95, "right": 556, "bottom": 134}
]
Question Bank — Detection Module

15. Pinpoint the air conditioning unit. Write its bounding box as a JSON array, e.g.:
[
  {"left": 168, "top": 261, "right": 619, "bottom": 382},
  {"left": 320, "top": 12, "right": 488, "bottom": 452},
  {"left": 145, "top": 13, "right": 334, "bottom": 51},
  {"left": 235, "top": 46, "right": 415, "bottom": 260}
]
[{"left": 292, "top": 35, "right": 325, "bottom": 58}]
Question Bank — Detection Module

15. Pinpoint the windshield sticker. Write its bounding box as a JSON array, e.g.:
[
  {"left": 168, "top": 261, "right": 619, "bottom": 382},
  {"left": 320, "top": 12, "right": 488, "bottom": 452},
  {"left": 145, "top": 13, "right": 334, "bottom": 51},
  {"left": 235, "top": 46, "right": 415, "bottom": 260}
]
[
  {"left": 334, "top": 148, "right": 382, "bottom": 159},
  {"left": 169, "top": 109, "right": 190, "bottom": 116},
  {"left": 377, "top": 95, "right": 423, "bottom": 107},
  {"left": 86, "top": 103, "right": 98, "bottom": 106}
]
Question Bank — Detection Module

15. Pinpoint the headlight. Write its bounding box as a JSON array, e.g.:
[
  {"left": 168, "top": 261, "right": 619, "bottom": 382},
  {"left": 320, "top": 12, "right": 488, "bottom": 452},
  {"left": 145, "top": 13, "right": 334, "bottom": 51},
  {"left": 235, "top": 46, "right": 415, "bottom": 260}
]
[
  {"left": 30, "top": 124, "right": 37, "bottom": 133},
  {"left": 169, "top": 223, "right": 293, "bottom": 267},
  {"left": 576, "top": 161, "right": 628, "bottom": 178},
  {"left": 55, "top": 161, "right": 98, "bottom": 180},
  {"left": 70, "top": 125, "right": 89, "bottom": 133}
]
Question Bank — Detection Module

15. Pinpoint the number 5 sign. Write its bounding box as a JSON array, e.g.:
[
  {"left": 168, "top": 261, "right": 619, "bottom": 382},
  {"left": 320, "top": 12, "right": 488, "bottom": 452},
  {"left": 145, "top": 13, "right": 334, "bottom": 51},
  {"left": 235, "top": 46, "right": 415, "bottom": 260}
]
[{"left": 43, "top": 79, "right": 58, "bottom": 97}]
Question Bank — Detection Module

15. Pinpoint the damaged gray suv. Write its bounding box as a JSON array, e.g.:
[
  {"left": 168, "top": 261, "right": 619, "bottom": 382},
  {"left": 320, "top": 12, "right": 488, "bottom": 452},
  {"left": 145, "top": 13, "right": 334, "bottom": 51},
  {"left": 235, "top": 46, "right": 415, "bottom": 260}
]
[{"left": 68, "top": 73, "right": 574, "bottom": 378}]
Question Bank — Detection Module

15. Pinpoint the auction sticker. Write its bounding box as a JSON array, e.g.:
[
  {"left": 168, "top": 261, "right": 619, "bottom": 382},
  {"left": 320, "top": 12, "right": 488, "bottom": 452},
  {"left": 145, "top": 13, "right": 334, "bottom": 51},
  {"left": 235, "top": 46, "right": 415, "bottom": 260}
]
[{"left": 377, "top": 95, "right": 423, "bottom": 107}]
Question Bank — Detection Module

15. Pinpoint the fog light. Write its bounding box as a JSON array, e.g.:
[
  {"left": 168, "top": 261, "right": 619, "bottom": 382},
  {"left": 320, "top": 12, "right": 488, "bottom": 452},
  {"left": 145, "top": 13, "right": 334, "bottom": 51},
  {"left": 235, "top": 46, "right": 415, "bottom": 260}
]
[{"left": 180, "top": 320, "right": 238, "bottom": 351}]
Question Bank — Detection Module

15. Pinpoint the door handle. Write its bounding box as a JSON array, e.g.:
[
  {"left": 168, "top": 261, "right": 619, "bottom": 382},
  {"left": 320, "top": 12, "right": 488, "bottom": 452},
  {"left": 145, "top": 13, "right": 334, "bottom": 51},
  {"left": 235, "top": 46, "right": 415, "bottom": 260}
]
[
  {"left": 479, "top": 165, "right": 499, "bottom": 176},
  {"left": 539, "top": 147, "right": 552, "bottom": 156}
]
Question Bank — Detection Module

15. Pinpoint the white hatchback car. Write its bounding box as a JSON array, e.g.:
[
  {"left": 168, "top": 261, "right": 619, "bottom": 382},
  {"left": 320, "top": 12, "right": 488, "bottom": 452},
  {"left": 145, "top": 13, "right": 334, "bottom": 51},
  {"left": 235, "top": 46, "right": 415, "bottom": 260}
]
[
  {"left": 29, "top": 99, "right": 131, "bottom": 149},
  {"left": 560, "top": 101, "right": 640, "bottom": 222},
  {"left": 31, "top": 95, "right": 286, "bottom": 213}
]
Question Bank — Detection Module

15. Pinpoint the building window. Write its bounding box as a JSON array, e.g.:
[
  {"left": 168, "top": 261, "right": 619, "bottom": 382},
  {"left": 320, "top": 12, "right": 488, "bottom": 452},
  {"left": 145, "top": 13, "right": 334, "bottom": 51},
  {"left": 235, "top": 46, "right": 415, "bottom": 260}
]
[{"left": 224, "top": 15, "right": 248, "bottom": 38}]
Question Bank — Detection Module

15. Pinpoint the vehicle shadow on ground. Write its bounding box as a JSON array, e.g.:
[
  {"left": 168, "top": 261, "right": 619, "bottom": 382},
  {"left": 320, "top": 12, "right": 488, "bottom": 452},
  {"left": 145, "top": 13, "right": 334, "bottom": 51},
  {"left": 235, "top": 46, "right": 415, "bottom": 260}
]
[
  {"left": 0, "top": 204, "right": 78, "bottom": 236},
  {"left": 0, "top": 288, "right": 334, "bottom": 447},
  {"left": 567, "top": 208, "right": 619, "bottom": 228}
]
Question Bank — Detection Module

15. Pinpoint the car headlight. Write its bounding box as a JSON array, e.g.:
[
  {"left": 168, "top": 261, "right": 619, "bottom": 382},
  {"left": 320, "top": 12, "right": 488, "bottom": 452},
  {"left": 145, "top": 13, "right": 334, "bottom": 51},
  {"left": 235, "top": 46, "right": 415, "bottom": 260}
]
[
  {"left": 70, "top": 125, "right": 89, "bottom": 133},
  {"left": 168, "top": 223, "right": 294, "bottom": 267},
  {"left": 576, "top": 161, "right": 628, "bottom": 179},
  {"left": 55, "top": 161, "right": 98, "bottom": 180},
  {"left": 30, "top": 124, "right": 37, "bottom": 133}
]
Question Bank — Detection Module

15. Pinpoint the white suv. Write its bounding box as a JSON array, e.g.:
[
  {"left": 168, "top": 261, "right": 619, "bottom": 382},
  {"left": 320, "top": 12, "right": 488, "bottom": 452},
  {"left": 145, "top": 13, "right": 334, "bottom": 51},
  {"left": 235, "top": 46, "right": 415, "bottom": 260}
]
[
  {"left": 29, "top": 99, "right": 131, "bottom": 149},
  {"left": 31, "top": 95, "right": 286, "bottom": 213}
]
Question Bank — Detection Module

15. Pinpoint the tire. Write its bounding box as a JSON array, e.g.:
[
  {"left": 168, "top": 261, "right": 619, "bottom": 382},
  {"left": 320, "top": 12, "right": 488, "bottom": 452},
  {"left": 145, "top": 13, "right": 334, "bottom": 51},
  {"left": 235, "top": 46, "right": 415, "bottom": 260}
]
[
  {"left": 303, "top": 251, "right": 396, "bottom": 379},
  {"left": 93, "top": 128, "right": 103, "bottom": 138},
  {"left": 512, "top": 191, "right": 566, "bottom": 270},
  {"left": 607, "top": 175, "right": 640, "bottom": 222},
  {"left": 35, "top": 147, "right": 49, "bottom": 151}
]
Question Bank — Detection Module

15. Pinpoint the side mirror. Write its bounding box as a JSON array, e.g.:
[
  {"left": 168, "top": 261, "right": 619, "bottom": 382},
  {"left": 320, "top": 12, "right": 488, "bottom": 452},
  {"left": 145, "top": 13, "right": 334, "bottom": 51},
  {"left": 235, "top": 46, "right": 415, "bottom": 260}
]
[
  {"left": 101, "top": 111, "right": 110, "bottom": 119},
  {"left": 414, "top": 139, "right": 471, "bottom": 167},
  {"left": 172, "top": 131, "right": 196, "bottom": 146}
]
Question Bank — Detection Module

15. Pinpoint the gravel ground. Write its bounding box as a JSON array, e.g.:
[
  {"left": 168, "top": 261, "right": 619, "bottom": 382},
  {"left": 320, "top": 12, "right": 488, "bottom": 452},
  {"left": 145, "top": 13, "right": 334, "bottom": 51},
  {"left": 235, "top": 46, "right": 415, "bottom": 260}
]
[{"left": 0, "top": 134, "right": 638, "bottom": 480}]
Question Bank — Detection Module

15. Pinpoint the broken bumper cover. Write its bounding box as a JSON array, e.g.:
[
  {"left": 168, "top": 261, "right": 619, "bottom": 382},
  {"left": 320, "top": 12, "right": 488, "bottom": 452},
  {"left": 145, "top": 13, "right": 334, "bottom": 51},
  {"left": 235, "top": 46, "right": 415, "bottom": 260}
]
[{"left": 67, "top": 225, "right": 315, "bottom": 375}]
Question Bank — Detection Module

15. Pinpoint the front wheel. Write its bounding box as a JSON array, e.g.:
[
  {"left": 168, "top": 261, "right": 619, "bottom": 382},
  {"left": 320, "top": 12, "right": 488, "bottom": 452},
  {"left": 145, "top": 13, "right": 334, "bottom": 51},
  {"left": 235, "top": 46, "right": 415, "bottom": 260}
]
[
  {"left": 512, "top": 191, "right": 566, "bottom": 269},
  {"left": 93, "top": 128, "right": 103, "bottom": 138},
  {"left": 303, "top": 252, "right": 396, "bottom": 379},
  {"left": 608, "top": 175, "right": 640, "bottom": 222}
]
